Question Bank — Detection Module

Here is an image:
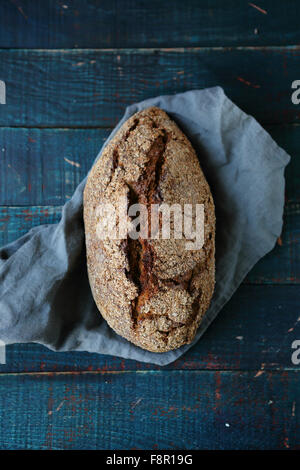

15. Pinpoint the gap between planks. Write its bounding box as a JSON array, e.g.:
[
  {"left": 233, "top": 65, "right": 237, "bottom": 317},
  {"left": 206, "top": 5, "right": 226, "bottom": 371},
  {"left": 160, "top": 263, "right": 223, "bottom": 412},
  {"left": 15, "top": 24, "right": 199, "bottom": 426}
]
[
  {"left": 0, "top": 368, "right": 299, "bottom": 377},
  {"left": 1, "top": 123, "right": 300, "bottom": 130},
  {"left": 2, "top": 45, "right": 300, "bottom": 52}
]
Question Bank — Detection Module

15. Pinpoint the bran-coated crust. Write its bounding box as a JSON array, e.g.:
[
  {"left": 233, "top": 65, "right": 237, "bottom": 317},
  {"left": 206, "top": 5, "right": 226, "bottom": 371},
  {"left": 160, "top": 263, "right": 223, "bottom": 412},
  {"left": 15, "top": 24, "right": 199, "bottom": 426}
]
[{"left": 84, "top": 107, "right": 215, "bottom": 352}]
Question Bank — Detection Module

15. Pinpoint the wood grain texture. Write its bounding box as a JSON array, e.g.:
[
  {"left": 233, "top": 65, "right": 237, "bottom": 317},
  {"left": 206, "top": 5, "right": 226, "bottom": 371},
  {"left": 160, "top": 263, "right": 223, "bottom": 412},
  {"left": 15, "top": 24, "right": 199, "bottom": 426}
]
[
  {"left": 0, "top": 371, "right": 299, "bottom": 450},
  {"left": 0, "top": 128, "right": 108, "bottom": 205},
  {"left": 0, "top": 285, "right": 299, "bottom": 373},
  {"left": 270, "top": 124, "right": 300, "bottom": 203},
  {"left": 245, "top": 201, "right": 300, "bottom": 284},
  {"left": 0, "top": 122, "right": 298, "bottom": 284},
  {"left": 0, "top": 0, "right": 299, "bottom": 453},
  {"left": 1, "top": 200, "right": 298, "bottom": 283},
  {"left": 0, "top": 0, "right": 299, "bottom": 49},
  {"left": 0, "top": 124, "right": 298, "bottom": 206},
  {"left": 0, "top": 47, "right": 299, "bottom": 127},
  {"left": 0, "top": 205, "right": 61, "bottom": 246}
]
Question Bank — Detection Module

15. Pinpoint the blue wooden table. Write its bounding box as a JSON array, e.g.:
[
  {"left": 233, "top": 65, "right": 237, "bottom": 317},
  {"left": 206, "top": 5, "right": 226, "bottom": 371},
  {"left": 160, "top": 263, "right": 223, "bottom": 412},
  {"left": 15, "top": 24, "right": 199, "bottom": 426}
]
[{"left": 0, "top": 0, "right": 299, "bottom": 450}]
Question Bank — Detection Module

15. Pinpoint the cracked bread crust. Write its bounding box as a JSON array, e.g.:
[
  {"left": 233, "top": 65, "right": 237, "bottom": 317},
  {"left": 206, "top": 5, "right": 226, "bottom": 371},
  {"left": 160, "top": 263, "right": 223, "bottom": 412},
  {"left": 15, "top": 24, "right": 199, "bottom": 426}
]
[{"left": 83, "top": 107, "right": 215, "bottom": 352}]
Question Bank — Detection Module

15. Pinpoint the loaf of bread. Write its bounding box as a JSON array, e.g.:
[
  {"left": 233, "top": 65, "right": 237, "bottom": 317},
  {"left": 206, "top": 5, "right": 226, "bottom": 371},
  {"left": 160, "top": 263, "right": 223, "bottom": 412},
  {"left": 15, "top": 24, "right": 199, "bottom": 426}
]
[{"left": 83, "top": 107, "right": 215, "bottom": 352}]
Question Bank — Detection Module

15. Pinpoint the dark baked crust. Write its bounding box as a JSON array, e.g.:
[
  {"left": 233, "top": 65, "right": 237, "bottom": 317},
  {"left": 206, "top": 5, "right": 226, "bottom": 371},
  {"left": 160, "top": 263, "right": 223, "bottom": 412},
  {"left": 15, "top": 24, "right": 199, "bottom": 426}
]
[{"left": 83, "top": 107, "right": 215, "bottom": 352}]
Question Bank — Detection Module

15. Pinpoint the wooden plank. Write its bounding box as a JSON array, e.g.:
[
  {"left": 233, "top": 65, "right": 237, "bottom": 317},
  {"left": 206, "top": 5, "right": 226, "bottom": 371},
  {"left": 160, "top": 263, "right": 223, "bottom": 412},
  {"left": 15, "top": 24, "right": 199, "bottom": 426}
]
[
  {"left": 268, "top": 124, "right": 300, "bottom": 203},
  {"left": 245, "top": 202, "right": 300, "bottom": 284},
  {"left": 0, "top": 285, "right": 299, "bottom": 373},
  {"left": 0, "top": 1, "right": 300, "bottom": 49},
  {"left": 0, "top": 47, "right": 299, "bottom": 127},
  {"left": 0, "top": 205, "right": 61, "bottom": 246},
  {"left": 0, "top": 371, "right": 298, "bottom": 449},
  {"left": 1, "top": 124, "right": 298, "bottom": 283},
  {"left": 0, "top": 125, "right": 298, "bottom": 206},
  {"left": 0, "top": 128, "right": 108, "bottom": 206},
  {"left": 0, "top": 202, "right": 298, "bottom": 283}
]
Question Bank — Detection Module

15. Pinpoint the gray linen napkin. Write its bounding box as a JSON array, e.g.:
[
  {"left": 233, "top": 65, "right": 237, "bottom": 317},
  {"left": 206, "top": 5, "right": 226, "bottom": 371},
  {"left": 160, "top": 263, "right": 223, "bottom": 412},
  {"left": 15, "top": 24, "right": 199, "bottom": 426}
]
[{"left": 0, "top": 87, "right": 290, "bottom": 365}]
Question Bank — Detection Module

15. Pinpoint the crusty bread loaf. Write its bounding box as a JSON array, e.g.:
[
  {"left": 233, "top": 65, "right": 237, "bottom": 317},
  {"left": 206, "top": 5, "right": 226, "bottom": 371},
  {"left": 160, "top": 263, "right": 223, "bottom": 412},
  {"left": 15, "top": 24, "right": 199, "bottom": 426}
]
[{"left": 83, "top": 107, "right": 215, "bottom": 352}]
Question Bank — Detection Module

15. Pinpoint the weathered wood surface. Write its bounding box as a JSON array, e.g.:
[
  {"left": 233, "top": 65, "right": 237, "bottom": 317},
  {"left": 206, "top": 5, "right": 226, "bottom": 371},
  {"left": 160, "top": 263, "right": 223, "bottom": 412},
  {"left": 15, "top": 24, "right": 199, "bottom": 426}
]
[
  {"left": 0, "top": 371, "right": 298, "bottom": 450},
  {"left": 0, "top": 128, "right": 107, "bottom": 205},
  {"left": 0, "top": 48, "right": 299, "bottom": 127},
  {"left": 0, "top": 124, "right": 298, "bottom": 206},
  {"left": 0, "top": 285, "right": 299, "bottom": 373},
  {"left": 246, "top": 201, "right": 300, "bottom": 284},
  {"left": 0, "top": 205, "right": 61, "bottom": 246},
  {"left": 0, "top": 123, "right": 298, "bottom": 283},
  {"left": 0, "top": 201, "right": 298, "bottom": 284},
  {"left": 0, "top": 0, "right": 299, "bottom": 49},
  {"left": 0, "top": 1, "right": 299, "bottom": 452}
]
